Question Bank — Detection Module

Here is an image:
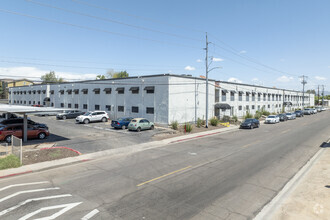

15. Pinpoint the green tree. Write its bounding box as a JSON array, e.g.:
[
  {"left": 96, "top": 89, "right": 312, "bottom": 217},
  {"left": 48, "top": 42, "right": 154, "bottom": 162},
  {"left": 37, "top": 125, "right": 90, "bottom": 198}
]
[
  {"left": 112, "top": 71, "right": 129, "bottom": 78},
  {"left": 96, "top": 75, "right": 106, "bottom": 80},
  {"left": 41, "top": 71, "right": 64, "bottom": 84},
  {"left": 306, "top": 89, "right": 316, "bottom": 94}
]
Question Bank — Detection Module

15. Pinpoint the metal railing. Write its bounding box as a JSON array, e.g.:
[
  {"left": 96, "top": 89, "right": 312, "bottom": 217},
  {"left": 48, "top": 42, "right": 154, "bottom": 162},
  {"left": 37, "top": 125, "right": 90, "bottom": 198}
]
[
  {"left": 0, "top": 143, "right": 9, "bottom": 158},
  {"left": 11, "top": 135, "right": 22, "bottom": 164}
]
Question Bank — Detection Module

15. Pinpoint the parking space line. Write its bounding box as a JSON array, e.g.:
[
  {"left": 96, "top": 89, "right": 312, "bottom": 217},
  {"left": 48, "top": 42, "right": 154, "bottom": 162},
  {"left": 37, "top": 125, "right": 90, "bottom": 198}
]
[
  {"left": 81, "top": 209, "right": 100, "bottom": 220},
  {"left": 137, "top": 166, "right": 192, "bottom": 187},
  {"left": 18, "top": 202, "right": 82, "bottom": 220},
  {"left": 0, "top": 187, "right": 60, "bottom": 203},
  {"left": 0, "top": 181, "right": 49, "bottom": 192},
  {"left": 0, "top": 194, "right": 72, "bottom": 217}
]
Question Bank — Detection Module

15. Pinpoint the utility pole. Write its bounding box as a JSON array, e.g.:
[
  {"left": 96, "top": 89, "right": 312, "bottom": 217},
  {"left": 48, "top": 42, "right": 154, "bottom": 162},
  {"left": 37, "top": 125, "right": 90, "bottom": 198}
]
[
  {"left": 205, "top": 32, "right": 209, "bottom": 128},
  {"left": 317, "top": 85, "right": 320, "bottom": 106},
  {"left": 300, "top": 75, "right": 308, "bottom": 109},
  {"left": 322, "top": 85, "right": 325, "bottom": 107}
]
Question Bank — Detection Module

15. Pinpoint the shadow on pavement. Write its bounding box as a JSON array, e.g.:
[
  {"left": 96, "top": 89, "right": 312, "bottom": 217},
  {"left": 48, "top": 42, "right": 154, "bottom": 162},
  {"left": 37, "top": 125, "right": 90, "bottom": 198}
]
[{"left": 23, "top": 134, "right": 70, "bottom": 145}]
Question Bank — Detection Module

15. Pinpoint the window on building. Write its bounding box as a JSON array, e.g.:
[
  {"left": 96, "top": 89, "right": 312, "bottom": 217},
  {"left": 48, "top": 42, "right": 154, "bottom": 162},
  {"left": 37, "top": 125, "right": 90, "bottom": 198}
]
[
  {"left": 252, "top": 105, "right": 255, "bottom": 110},
  {"left": 38, "top": 101, "right": 40, "bottom": 105},
  {"left": 20, "top": 101, "right": 23, "bottom": 104},
  {"left": 238, "top": 92, "right": 243, "bottom": 101},
  {"left": 238, "top": 106, "right": 242, "bottom": 110},
  {"left": 252, "top": 93, "right": 255, "bottom": 101},
  {"left": 51, "top": 102, "right": 54, "bottom": 107},
  {"left": 37, "top": 90, "right": 41, "bottom": 94},
  {"left": 130, "top": 87, "right": 139, "bottom": 94},
  {"left": 144, "top": 86, "right": 155, "bottom": 94},
  {"left": 221, "top": 91, "right": 227, "bottom": 101},
  {"left": 132, "top": 106, "right": 139, "bottom": 113},
  {"left": 29, "top": 101, "right": 31, "bottom": 104},
  {"left": 268, "top": 104, "right": 270, "bottom": 108},
  {"left": 50, "top": 90, "right": 54, "bottom": 95},
  {"left": 93, "top": 88, "right": 100, "bottom": 94},
  {"left": 105, "top": 105, "right": 111, "bottom": 111},
  {"left": 146, "top": 107, "right": 154, "bottom": 114},
  {"left": 83, "top": 104, "right": 88, "bottom": 109},
  {"left": 104, "top": 88, "right": 111, "bottom": 94},
  {"left": 23, "top": 91, "right": 26, "bottom": 94},
  {"left": 263, "top": 94, "right": 266, "bottom": 101},
  {"left": 33, "top": 90, "right": 36, "bottom": 94},
  {"left": 116, "top": 88, "right": 125, "bottom": 94},
  {"left": 59, "top": 90, "right": 64, "bottom": 95},
  {"left": 95, "top": 105, "right": 100, "bottom": 110},
  {"left": 272, "top": 95, "right": 275, "bottom": 101},
  {"left": 33, "top": 101, "right": 35, "bottom": 104},
  {"left": 268, "top": 94, "right": 271, "bottom": 101},
  {"left": 75, "top": 104, "right": 79, "bottom": 109},
  {"left": 74, "top": 89, "right": 79, "bottom": 94},
  {"left": 258, "top": 94, "right": 261, "bottom": 101},
  {"left": 28, "top": 91, "right": 32, "bottom": 94},
  {"left": 68, "top": 103, "right": 72, "bottom": 108},
  {"left": 82, "top": 89, "right": 88, "bottom": 94},
  {"left": 246, "top": 92, "right": 250, "bottom": 101},
  {"left": 42, "top": 90, "right": 46, "bottom": 94},
  {"left": 246, "top": 105, "right": 249, "bottom": 110},
  {"left": 61, "top": 103, "right": 64, "bottom": 107},
  {"left": 118, "top": 106, "right": 124, "bottom": 112},
  {"left": 230, "top": 92, "right": 235, "bottom": 101},
  {"left": 43, "top": 102, "right": 45, "bottom": 106},
  {"left": 279, "top": 104, "right": 281, "bottom": 107},
  {"left": 258, "top": 105, "right": 260, "bottom": 110},
  {"left": 67, "top": 89, "right": 72, "bottom": 94}
]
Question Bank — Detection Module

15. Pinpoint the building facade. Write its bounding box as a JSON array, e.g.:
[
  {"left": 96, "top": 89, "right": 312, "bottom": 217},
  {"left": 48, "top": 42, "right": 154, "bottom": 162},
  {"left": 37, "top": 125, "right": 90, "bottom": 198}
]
[{"left": 8, "top": 74, "right": 314, "bottom": 124}]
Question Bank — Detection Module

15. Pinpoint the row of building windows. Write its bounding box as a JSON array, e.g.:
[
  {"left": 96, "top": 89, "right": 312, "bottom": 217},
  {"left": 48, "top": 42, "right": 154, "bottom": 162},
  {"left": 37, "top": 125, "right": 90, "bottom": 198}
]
[{"left": 218, "top": 92, "right": 308, "bottom": 102}]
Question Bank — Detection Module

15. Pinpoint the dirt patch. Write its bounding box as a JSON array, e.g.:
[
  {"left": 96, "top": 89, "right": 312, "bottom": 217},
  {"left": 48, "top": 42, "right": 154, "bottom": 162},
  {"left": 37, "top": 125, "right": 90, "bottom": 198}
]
[
  {"left": 22, "top": 148, "right": 80, "bottom": 165},
  {"left": 153, "top": 124, "right": 227, "bottom": 141}
]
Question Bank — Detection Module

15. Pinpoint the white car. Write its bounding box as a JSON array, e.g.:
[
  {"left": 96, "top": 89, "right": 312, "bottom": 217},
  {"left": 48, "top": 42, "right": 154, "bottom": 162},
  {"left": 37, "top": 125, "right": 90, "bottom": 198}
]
[
  {"left": 76, "top": 111, "right": 109, "bottom": 124},
  {"left": 285, "top": 112, "right": 296, "bottom": 120},
  {"left": 265, "top": 115, "right": 280, "bottom": 124},
  {"left": 311, "top": 108, "right": 317, "bottom": 114}
]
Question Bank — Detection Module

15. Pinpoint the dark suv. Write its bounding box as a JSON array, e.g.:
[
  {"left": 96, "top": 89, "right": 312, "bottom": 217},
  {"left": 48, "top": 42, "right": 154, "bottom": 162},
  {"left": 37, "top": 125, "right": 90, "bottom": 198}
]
[
  {"left": 56, "top": 110, "right": 85, "bottom": 120},
  {"left": 278, "top": 113, "right": 288, "bottom": 121},
  {"left": 294, "top": 110, "right": 304, "bottom": 117},
  {"left": 0, "top": 119, "right": 48, "bottom": 130}
]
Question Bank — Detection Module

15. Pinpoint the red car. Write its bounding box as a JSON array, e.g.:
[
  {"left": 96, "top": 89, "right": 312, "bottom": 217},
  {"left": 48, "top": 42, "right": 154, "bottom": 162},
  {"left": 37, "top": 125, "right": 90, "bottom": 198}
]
[{"left": 0, "top": 124, "right": 49, "bottom": 143}]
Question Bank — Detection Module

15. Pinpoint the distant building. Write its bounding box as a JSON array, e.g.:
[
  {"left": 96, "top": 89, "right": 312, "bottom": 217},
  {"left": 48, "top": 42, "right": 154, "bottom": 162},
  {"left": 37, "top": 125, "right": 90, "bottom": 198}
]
[{"left": 1, "top": 78, "right": 34, "bottom": 100}]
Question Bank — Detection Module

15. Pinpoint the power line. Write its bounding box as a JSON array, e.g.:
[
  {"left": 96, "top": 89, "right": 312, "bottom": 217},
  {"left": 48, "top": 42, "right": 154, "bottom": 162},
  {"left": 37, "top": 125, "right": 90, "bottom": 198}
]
[
  {"left": 0, "top": 8, "right": 201, "bottom": 50},
  {"left": 26, "top": 0, "right": 203, "bottom": 43}
]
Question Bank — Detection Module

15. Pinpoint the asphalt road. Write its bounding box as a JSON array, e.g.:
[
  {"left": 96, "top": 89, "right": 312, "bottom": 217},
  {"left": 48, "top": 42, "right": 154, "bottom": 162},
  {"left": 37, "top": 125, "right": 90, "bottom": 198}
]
[{"left": 0, "top": 111, "right": 329, "bottom": 219}]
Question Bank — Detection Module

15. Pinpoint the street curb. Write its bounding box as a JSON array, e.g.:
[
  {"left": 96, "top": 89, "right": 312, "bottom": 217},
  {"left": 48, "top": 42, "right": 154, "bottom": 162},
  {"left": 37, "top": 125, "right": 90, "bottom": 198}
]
[
  {"left": 253, "top": 146, "right": 327, "bottom": 220},
  {"left": 0, "top": 125, "right": 239, "bottom": 179}
]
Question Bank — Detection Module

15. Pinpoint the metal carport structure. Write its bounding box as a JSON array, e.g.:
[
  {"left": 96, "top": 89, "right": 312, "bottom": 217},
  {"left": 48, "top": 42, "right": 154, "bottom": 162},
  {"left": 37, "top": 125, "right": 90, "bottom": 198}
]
[{"left": 0, "top": 104, "right": 66, "bottom": 142}]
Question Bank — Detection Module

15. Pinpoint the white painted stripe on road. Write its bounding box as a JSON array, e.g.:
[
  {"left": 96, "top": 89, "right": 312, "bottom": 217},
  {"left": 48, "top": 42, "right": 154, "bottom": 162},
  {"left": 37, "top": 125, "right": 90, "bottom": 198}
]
[
  {"left": 0, "top": 187, "right": 60, "bottom": 203},
  {"left": 0, "top": 194, "right": 72, "bottom": 217},
  {"left": 18, "top": 202, "right": 82, "bottom": 220},
  {"left": 81, "top": 209, "right": 100, "bottom": 220},
  {"left": 0, "top": 181, "right": 49, "bottom": 192}
]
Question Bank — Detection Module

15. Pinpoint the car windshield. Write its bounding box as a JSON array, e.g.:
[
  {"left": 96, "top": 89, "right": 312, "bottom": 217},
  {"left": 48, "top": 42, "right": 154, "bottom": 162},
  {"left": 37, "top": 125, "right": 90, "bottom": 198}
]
[
  {"left": 63, "top": 110, "right": 70, "bottom": 113},
  {"left": 83, "top": 112, "right": 92, "bottom": 116},
  {"left": 131, "top": 120, "right": 137, "bottom": 122},
  {"left": 286, "top": 113, "right": 291, "bottom": 115},
  {"left": 244, "top": 119, "right": 253, "bottom": 122},
  {"left": 268, "top": 116, "right": 275, "bottom": 118},
  {"left": 117, "top": 118, "right": 124, "bottom": 121}
]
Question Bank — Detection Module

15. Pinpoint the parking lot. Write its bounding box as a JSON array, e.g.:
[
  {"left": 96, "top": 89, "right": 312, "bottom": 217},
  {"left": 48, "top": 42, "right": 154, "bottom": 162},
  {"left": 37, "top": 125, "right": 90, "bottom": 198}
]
[{"left": 22, "top": 116, "right": 169, "bottom": 154}]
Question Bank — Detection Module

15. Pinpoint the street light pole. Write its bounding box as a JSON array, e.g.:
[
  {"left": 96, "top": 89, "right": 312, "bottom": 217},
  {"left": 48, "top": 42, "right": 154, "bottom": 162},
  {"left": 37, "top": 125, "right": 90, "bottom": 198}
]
[{"left": 205, "top": 32, "right": 209, "bottom": 128}]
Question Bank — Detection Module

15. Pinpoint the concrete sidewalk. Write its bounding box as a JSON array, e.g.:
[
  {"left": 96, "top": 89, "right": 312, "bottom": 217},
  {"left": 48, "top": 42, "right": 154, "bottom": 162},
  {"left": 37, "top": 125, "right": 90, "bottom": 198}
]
[
  {"left": 0, "top": 125, "right": 239, "bottom": 178},
  {"left": 256, "top": 141, "right": 330, "bottom": 220}
]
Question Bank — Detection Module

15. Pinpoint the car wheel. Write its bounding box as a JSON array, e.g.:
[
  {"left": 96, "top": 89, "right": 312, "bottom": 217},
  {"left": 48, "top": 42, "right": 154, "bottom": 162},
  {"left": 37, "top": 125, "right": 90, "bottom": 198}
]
[
  {"left": 150, "top": 125, "right": 154, "bottom": 130},
  {"left": 5, "top": 135, "right": 11, "bottom": 143},
  {"left": 122, "top": 125, "right": 126, "bottom": 130},
  {"left": 137, "top": 127, "right": 141, "bottom": 132},
  {"left": 84, "top": 119, "right": 90, "bottom": 124},
  {"left": 38, "top": 132, "right": 46, "bottom": 139},
  {"left": 62, "top": 116, "right": 66, "bottom": 120},
  {"left": 101, "top": 117, "right": 108, "bottom": 122},
  {"left": 250, "top": 125, "right": 253, "bottom": 129},
  {"left": 257, "top": 124, "right": 259, "bottom": 128}
]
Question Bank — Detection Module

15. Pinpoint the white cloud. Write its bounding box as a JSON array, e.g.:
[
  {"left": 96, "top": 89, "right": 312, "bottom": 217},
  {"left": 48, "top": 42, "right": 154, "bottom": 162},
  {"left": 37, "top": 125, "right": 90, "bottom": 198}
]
[
  {"left": 0, "top": 66, "right": 98, "bottom": 81},
  {"left": 184, "top": 66, "right": 195, "bottom": 71},
  {"left": 196, "top": 59, "right": 202, "bottom": 63},
  {"left": 212, "top": 57, "right": 223, "bottom": 62},
  {"left": 239, "top": 50, "right": 247, "bottom": 54},
  {"left": 276, "top": 75, "right": 294, "bottom": 83},
  {"left": 228, "top": 77, "right": 242, "bottom": 83},
  {"left": 252, "top": 78, "right": 259, "bottom": 82},
  {"left": 315, "top": 76, "right": 326, "bottom": 81}
]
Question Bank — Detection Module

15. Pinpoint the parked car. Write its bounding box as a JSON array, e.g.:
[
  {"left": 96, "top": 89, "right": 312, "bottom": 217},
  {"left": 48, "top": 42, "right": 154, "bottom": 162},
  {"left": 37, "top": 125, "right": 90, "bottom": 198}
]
[
  {"left": 0, "top": 124, "right": 49, "bottom": 143},
  {"left": 31, "top": 104, "right": 44, "bottom": 107},
  {"left": 303, "top": 108, "right": 312, "bottom": 115},
  {"left": 240, "top": 118, "right": 260, "bottom": 129},
  {"left": 111, "top": 117, "right": 133, "bottom": 129},
  {"left": 294, "top": 110, "right": 304, "bottom": 117},
  {"left": 128, "top": 118, "right": 154, "bottom": 132},
  {"left": 75, "top": 111, "right": 109, "bottom": 124},
  {"left": 278, "top": 113, "right": 288, "bottom": 121},
  {"left": 0, "top": 113, "right": 31, "bottom": 122},
  {"left": 311, "top": 108, "right": 317, "bottom": 114},
  {"left": 316, "top": 107, "right": 322, "bottom": 112},
  {"left": 0, "top": 118, "right": 48, "bottom": 130},
  {"left": 56, "top": 110, "right": 85, "bottom": 120},
  {"left": 286, "top": 112, "right": 296, "bottom": 120},
  {"left": 265, "top": 115, "right": 280, "bottom": 124}
]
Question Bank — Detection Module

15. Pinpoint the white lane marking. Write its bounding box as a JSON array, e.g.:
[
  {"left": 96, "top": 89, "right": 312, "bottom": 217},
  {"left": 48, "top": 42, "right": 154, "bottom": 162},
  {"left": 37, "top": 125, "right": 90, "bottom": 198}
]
[
  {"left": 18, "top": 202, "right": 82, "bottom": 220},
  {"left": 0, "top": 187, "right": 60, "bottom": 203},
  {"left": 0, "top": 194, "right": 72, "bottom": 217},
  {"left": 81, "top": 209, "right": 100, "bottom": 220},
  {"left": 0, "top": 181, "right": 49, "bottom": 192}
]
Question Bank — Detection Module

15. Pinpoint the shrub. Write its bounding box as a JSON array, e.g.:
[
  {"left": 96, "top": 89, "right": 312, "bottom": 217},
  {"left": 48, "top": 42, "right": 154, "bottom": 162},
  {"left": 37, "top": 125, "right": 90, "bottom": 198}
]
[
  {"left": 185, "top": 123, "right": 193, "bottom": 132},
  {"left": 222, "top": 116, "right": 230, "bottom": 122},
  {"left": 0, "top": 154, "right": 21, "bottom": 170},
  {"left": 210, "top": 117, "right": 219, "bottom": 126},
  {"left": 196, "top": 118, "right": 203, "bottom": 128},
  {"left": 170, "top": 121, "right": 178, "bottom": 130},
  {"left": 254, "top": 111, "right": 262, "bottom": 119},
  {"left": 232, "top": 115, "right": 238, "bottom": 122},
  {"left": 261, "top": 109, "right": 271, "bottom": 116},
  {"left": 244, "top": 111, "right": 253, "bottom": 119}
]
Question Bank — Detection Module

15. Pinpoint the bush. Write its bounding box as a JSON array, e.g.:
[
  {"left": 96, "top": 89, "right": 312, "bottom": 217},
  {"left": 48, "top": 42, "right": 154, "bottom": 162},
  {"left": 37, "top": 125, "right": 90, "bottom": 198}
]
[
  {"left": 232, "top": 115, "right": 238, "bottom": 122},
  {"left": 196, "top": 118, "right": 203, "bottom": 128},
  {"left": 170, "top": 121, "right": 178, "bottom": 130},
  {"left": 185, "top": 123, "right": 193, "bottom": 133},
  {"left": 222, "top": 116, "right": 230, "bottom": 122},
  {"left": 254, "top": 111, "right": 262, "bottom": 119},
  {"left": 261, "top": 110, "right": 271, "bottom": 116},
  {"left": 244, "top": 111, "right": 253, "bottom": 119},
  {"left": 0, "top": 154, "right": 21, "bottom": 170},
  {"left": 210, "top": 117, "right": 219, "bottom": 126}
]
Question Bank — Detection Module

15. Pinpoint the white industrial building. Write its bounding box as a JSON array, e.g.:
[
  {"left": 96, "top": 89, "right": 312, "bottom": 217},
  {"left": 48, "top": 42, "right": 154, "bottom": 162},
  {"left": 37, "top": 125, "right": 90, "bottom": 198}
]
[{"left": 8, "top": 74, "right": 314, "bottom": 124}]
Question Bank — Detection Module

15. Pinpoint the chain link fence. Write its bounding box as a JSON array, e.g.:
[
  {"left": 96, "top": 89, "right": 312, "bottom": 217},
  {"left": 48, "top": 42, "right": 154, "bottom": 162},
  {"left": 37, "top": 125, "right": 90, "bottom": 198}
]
[
  {"left": 11, "top": 135, "right": 22, "bottom": 164},
  {"left": 0, "top": 143, "right": 9, "bottom": 158}
]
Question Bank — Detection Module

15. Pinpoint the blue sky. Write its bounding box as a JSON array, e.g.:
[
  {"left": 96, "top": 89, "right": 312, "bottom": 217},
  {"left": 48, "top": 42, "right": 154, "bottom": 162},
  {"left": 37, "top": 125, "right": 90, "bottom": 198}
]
[{"left": 0, "top": 0, "right": 329, "bottom": 91}]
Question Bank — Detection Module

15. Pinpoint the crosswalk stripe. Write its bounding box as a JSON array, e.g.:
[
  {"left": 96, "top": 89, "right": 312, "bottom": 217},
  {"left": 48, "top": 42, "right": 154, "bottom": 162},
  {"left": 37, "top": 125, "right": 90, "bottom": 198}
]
[
  {"left": 0, "top": 194, "right": 72, "bottom": 217},
  {"left": 0, "top": 181, "right": 49, "bottom": 192},
  {"left": 0, "top": 187, "right": 60, "bottom": 203},
  {"left": 81, "top": 209, "right": 100, "bottom": 220}
]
